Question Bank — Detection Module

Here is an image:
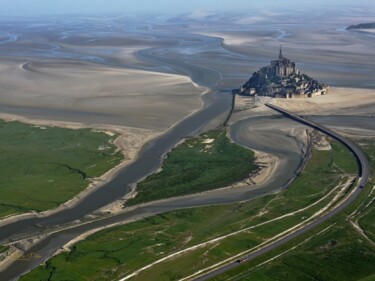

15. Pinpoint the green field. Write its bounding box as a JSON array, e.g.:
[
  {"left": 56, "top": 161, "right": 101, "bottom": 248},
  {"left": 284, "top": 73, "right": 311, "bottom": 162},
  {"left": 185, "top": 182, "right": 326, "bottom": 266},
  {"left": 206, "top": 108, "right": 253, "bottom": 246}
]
[
  {"left": 0, "top": 120, "right": 123, "bottom": 218},
  {"left": 0, "top": 245, "right": 9, "bottom": 264},
  {"left": 0, "top": 246, "right": 8, "bottom": 255},
  {"left": 358, "top": 140, "right": 375, "bottom": 243},
  {"left": 20, "top": 137, "right": 359, "bottom": 281},
  {"left": 211, "top": 139, "right": 375, "bottom": 281},
  {"left": 127, "top": 130, "right": 257, "bottom": 205}
]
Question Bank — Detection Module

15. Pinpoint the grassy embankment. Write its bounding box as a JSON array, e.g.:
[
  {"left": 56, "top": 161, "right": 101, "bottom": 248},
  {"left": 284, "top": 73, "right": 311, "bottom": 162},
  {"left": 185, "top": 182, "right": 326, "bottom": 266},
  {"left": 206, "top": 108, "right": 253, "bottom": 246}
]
[
  {"left": 20, "top": 136, "right": 360, "bottom": 281},
  {"left": 0, "top": 120, "right": 123, "bottom": 219},
  {"left": 0, "top": 245, "right": 9, "bottom": 264},
  {"left": 211, "top": 139, "right": 375, "bottom": 281},
  {"left": 0, "top": 246, "right": 8, "bottom": 255},
  {"left": 127, "top": 130, "right": 257, "bottom": 205}
]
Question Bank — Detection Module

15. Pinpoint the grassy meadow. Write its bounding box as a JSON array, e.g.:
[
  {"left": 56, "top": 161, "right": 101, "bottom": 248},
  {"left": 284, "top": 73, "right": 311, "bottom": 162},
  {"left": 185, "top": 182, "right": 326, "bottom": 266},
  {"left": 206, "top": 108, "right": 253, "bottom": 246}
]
[
  {"left": 0, "top": 120, "right": 123, "bottom": 218},
  {"left": 127, "top": 130, "right": 257, "bottom": 205}
]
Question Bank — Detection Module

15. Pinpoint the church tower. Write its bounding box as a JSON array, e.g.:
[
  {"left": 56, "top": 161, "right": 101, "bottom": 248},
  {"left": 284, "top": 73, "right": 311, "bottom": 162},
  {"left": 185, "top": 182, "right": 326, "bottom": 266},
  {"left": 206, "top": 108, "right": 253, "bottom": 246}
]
[
  {"left": 270, "top": 46, "right": 298, "bottom": 78},
  {"left": 278, "top": 45, "right": 283, "bottom": 60}
]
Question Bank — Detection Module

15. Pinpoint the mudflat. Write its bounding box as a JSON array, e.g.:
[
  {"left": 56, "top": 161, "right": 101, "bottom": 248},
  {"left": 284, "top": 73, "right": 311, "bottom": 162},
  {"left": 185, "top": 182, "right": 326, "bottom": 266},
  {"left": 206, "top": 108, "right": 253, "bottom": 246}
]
[{"left": 0, "top": 59, "right": 204, "bottom": 131}]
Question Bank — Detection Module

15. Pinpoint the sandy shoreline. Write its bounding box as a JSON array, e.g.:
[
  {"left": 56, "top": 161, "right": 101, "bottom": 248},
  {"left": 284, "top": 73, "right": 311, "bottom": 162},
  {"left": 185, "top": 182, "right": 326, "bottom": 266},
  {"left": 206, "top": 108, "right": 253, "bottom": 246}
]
[
  {"left": 230, "top": 87, "right": 375, "bottom": 123},
  {"left": 231, "top": 150, "right": 280, "bottom": 188},
  {"left": 274, "top": 87, "right": 375, "bottom": 116}
]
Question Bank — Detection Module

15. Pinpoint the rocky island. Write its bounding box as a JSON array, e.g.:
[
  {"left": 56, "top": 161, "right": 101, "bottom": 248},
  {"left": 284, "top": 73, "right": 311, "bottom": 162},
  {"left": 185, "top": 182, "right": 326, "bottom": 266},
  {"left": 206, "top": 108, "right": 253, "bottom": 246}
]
[
  {"left": 234, "top": 47, "right": 329, "bottom": 98},
  {"left": 347, "top": 22, "right": 375, "bottom": 30}
]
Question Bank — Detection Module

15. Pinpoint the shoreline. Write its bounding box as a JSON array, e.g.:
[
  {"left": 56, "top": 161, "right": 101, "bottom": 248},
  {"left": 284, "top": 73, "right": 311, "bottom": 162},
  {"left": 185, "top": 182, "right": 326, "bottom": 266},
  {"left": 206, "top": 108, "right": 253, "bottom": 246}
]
[
  {"left": 229, "top": 87, "right": 375, "bottom": 124},
  {"left": 273, "top": 87, "right": 375, "bottom": 116}
]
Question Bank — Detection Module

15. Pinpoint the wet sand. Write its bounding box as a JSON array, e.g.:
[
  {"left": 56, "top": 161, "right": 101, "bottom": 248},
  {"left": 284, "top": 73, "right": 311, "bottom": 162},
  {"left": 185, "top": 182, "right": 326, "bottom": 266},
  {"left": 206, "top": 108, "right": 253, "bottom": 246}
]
[
  {"left": 0, "top": 59, "right": 205, "bottom": 131},
  {"left": 275, "top": 87, "right": 375, "bottom": 116},
  {"left": 230, "top": 86, "right": 375, "bottom": 123},
  {"left": 193, "top": 10, "right": 375, "bottom": 89},
  {"left": 2, "top": 9, "right": 375, "bottom": 130}
]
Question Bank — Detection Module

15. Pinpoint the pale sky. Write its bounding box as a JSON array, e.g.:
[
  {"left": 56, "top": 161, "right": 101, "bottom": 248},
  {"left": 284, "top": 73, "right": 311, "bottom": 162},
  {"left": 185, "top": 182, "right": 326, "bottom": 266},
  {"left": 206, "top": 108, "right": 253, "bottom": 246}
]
[{"left": 0, "top": 0, "right": 373, "bottom": 17}]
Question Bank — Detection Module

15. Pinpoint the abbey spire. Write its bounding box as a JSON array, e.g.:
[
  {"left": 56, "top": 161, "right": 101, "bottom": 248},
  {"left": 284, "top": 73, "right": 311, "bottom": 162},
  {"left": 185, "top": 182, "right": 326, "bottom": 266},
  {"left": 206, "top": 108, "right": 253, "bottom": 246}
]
[{"left": 278, "top": 45, "right": 283, "bottom": 60}]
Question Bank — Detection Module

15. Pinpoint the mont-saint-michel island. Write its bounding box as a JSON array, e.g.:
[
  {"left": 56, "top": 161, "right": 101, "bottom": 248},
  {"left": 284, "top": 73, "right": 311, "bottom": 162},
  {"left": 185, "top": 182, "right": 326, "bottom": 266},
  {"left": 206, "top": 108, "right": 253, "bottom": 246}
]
[
  {"left": 235, "top": 47, "right": 329, "bottom": 98},
  {"left": 0, "top": 1, "right": 375, "bottom": 281}
]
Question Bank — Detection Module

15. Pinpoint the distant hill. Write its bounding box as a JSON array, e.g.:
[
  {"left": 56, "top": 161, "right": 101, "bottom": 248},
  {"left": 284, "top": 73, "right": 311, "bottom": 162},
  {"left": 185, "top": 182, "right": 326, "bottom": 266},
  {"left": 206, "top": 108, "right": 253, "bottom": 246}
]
[{"left": 347, "top": 22, "right": 375, "bottom": 30}]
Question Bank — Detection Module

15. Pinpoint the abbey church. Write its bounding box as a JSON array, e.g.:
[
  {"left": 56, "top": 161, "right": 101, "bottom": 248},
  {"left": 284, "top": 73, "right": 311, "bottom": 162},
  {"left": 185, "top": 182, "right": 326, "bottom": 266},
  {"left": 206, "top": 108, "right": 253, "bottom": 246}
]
[
  {"left": 271, "top": 47, "right": 299, "bottom": 77},
  {"left": 236, "top": 47, "right": 328, "bottom": 98}
]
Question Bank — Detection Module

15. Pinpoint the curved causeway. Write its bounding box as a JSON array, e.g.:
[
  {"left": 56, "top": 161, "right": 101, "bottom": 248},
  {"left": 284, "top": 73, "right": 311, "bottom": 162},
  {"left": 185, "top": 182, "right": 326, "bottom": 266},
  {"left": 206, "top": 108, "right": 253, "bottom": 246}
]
[{"left": 193, "top": 104, "right": 371, "bottom": 281}]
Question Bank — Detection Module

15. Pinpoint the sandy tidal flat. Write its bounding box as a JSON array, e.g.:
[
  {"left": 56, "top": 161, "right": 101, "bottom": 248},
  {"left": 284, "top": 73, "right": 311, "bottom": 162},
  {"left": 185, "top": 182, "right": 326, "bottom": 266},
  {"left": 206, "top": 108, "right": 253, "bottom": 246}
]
[
  {"left": 199, "top": 23, "right": 375, "bottom": 89},
  {"left": 0, "top": 59, "right": 205, "bottom": 131},
  {"left": 274, "top": 87, "right": 375, "bottom": 116},
  {"left": 231, "top": 87, "right": 375, "bottom": 122}
]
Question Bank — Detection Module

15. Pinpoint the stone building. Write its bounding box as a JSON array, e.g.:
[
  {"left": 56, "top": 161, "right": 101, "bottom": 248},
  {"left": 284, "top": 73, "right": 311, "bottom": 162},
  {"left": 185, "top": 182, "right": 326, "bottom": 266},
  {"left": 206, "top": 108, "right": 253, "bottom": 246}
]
[
  {"left": 235, "top": 47, "right": 329, "bottom": 98},
  {"left": 271, "top": 47, "right": 299, "bottom": 77}
]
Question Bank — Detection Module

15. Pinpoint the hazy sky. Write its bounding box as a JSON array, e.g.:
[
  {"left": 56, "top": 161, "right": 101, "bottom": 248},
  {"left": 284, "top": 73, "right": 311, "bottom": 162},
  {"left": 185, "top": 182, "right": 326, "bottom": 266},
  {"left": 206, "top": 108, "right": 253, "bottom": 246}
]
[{"left": 0, "top": 0, "right": 373, "bottom": 17}]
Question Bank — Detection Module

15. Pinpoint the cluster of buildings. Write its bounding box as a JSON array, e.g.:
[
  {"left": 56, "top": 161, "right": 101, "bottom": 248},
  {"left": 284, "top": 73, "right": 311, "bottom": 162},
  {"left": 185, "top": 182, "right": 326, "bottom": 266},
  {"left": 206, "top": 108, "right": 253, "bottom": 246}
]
[{"left": 235, "top": 47, "right": 329, "bottom": 98}]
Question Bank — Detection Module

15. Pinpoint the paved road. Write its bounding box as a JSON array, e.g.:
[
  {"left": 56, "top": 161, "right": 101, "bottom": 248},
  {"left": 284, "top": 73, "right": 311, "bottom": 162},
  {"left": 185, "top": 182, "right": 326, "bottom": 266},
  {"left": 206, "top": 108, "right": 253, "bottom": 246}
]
[{"left": 194, "top": 104, "right": 371, "bottom": 281}]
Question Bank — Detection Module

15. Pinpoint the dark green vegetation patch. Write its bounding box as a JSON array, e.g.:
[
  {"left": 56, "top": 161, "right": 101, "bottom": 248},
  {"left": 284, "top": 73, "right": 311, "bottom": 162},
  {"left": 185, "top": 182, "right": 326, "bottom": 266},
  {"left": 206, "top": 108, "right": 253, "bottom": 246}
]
[
  {"left": 127, "top": 130, "right": 257, "bottom": 205},
  {"left": 0, "top": 120, "right": 123, "bottom": 218},
  {"left": 0, "top": 245, "right": 8, "bottom": 255}
]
